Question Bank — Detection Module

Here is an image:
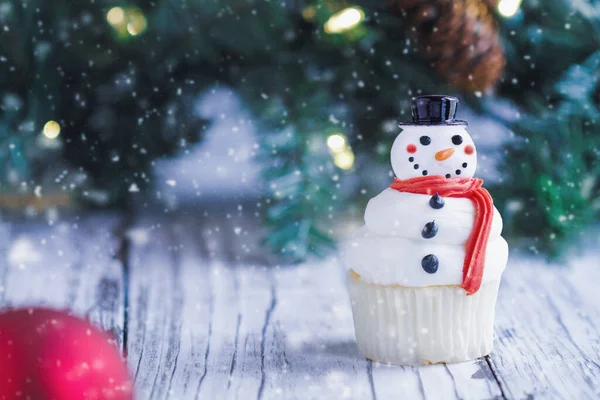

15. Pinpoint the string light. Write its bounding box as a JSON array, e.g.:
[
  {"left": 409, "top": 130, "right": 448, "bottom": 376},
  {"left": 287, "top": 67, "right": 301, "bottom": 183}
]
[
  {"left": 324, "top": 7, "right": 365, "bottom": 34},
  {"left": 126, "top": 7, "right": 148, "bottom": 36},
  {"left": 327, "top": 134, "right": 347, "bottom": 152},
  {"left": 42, "top": 121, "right": 61, "bottom": 139},
  {"left": 497, "top": 0, "right": 522, "bottom": 17},
  {"left": 107, "top": 6, "right": 147, "bottom": 37},
  {"left": 327, "top": 133, "right": 355, "bottom": 170},
  {"left": 334, "top": 151, "right": 355, "bottom": 170},
  {"left": 106, "top": 7, "right": 125, "bottom": 25}
]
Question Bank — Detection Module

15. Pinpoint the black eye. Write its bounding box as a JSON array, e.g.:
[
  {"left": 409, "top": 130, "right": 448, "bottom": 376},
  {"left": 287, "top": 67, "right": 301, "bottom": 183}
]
[
  {"left": 420, "top": 136, "right": 431, "bottom": 146},
  {"left": 452, "top": 135, "right": 463, "bottom": 145}
]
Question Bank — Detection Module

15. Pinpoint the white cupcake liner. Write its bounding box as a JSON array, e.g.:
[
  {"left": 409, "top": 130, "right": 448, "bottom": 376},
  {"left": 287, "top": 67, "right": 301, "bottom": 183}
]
[{"left": 348, "top": 271, "right": 500, "bottom": 365}]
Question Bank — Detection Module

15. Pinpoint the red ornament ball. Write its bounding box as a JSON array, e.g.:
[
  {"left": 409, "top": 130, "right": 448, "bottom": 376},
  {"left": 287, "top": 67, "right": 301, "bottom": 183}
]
[{"left": 0, "top": 308, "right": 133, "bottom": 400}]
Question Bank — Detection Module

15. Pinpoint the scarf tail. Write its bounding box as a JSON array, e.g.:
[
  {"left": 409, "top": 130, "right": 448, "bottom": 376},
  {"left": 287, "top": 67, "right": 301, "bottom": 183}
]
[{"left": 460, "top": 188, "right": 493, "bottom": 295}]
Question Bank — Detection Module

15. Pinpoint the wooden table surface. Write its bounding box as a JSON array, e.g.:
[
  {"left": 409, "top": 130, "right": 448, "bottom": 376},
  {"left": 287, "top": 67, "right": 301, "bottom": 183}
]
[{"left": 1, "top": 210, "right": 599, "bottom": 400}]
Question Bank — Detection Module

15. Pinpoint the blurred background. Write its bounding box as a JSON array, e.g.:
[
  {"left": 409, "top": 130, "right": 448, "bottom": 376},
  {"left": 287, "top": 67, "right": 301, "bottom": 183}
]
[{"left": 0, "top": 0, "right": 598, "bottom": 261}]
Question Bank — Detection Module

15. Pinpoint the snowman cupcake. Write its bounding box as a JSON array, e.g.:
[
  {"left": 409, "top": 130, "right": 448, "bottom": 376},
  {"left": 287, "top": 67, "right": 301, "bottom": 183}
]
[{"left": 344, "top": 95, "right": 508, "bottom": 365}]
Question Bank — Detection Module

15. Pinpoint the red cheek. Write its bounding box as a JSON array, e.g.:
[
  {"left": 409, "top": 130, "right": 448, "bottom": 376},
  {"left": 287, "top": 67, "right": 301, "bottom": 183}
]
[
  {"left": 464, "top": 145, "right": 474, "bottom": 155},
  {"left": 406, "top": 144, "right": 417, "bottom": 153}
]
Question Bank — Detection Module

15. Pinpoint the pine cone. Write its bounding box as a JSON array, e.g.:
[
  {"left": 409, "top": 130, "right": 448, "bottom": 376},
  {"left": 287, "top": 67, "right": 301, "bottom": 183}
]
[{"left": 388, "top": 0, "right": 505, "bottom": 93}]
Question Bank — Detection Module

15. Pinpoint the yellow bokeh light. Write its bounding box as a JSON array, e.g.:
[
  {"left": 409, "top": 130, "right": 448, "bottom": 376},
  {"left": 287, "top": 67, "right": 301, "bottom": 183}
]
[
  {"left": 334, "top": 150, "right": 355, "bottom": 170},
  {"left": 43, "top": 120, "right": 61, "bottom": 139},
  {"left": 324, "top": 7, "right": 365, "bottom": 34},
  {"left": 497, "top": 0, "right": 522, "bottom": 17},
  {"left": 107, "top": 6, "right": 147, "bottom": 37},
  {"left": 327, "top": 134, "right": 347, "bottom": 152},
  {"left": 126, "top": 8, "right": 148, "bottom": 36},
  {"left": 327, "top": 133, "right": 354, "bottom": 170},
  {"left": 107, "top": 7, "right": 125, "bottom": 25}
]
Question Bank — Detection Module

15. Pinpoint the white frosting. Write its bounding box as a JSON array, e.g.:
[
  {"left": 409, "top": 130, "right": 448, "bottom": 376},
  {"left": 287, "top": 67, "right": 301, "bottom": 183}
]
[
  {"left": 364, "top": 189, "right": 503, "bottom": 245},
  {"left": 344, "top": 225, "right": 508, "bottom": 286},
  {"left": 391, "top": 125, "right": 477, "bottom": 180}
]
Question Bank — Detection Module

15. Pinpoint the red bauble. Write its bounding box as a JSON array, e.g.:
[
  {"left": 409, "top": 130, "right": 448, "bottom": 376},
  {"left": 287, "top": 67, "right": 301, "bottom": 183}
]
[{"left": 0, "top": 308, "right": 133, "bottom": 400}]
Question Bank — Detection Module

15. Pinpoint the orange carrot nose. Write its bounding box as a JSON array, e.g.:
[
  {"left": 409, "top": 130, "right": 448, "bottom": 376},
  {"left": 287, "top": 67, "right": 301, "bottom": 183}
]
[{"left": 435, "top": 148, "right": 455, "bottom": 161}]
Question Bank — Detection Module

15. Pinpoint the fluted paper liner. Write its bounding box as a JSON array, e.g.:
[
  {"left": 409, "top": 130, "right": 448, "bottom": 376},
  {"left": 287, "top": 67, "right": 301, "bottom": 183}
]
[{"left": 348, "top": 271, "right": 500, "bottom": 365}]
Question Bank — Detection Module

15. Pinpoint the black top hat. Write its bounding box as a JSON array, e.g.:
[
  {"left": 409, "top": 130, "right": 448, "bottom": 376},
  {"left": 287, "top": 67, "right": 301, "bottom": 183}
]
[{"left": 399, "top": 95, "right": 467, "bottom": 126}]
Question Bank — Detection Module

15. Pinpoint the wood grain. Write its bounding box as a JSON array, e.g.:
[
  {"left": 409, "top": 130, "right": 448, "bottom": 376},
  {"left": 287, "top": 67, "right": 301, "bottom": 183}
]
[
  {"left": 490, "top": 253, "right": 600, "bottom": 399},
  {"left": 260, "top": 262, "right": 374, "bottom": 400},
  {"left": 2, "top": 210, "right": 600, "bottom": 400}
]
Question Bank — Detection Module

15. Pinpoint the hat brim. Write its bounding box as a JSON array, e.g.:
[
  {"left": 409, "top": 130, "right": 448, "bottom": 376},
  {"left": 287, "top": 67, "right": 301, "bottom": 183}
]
[{"left": 398, "top": 120, "right": 468, "bottom": 126}]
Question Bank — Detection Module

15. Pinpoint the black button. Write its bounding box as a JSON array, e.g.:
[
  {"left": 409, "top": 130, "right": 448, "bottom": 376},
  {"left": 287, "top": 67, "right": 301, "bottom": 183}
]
[
  {"left": 421, "top": 221, "right": 438, "bottom": 239},
  {"left": 429, "top": 193, "right": 445, "bottom": 209},
  {"left": 421, "top": 254, "right": 439, "bottom": 274},
  {"left": 419, "top": 136, "right": 431, "bottom": 146}
]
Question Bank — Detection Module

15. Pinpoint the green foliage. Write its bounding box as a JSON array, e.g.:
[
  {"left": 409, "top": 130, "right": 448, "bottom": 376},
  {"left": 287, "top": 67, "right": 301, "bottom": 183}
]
[
  {"left": 495, "top": 0, "right": 600, "bottom": 104},
  {"left": 217, "top": 0, "right": 443, "bottom": 260},
  {"left": 491, "top": 0, "right": 600, "bottom": 256},
  {"left": 0, "top": 0, "right": 210, "bottom": 206}
]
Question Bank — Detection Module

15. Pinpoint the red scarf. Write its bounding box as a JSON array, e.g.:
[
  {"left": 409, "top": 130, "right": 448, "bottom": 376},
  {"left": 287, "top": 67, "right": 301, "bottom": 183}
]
[{"left": 390, "top": 176, "right": 493, "bottom": 295}]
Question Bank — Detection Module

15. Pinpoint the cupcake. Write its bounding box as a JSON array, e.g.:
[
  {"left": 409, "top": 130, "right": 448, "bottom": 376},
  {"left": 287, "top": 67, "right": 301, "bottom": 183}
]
[{"left": 344, "top": 95, "right": 508, "bottom": 365}]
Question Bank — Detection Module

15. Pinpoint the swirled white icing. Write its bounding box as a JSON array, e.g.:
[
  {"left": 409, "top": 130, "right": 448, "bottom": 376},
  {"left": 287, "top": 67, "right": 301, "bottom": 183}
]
[
  {"left": 364, "top": 189, "right": 503, "bottom": 245},
  {"left": 343, "top": 188, "right": 509, "bottom": 287}
]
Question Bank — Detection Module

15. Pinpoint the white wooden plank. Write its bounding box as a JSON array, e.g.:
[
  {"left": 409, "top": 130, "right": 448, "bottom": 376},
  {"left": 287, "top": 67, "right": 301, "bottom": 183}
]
[
  {"left": 70, "top": 215, "right": 126, "bottom": 347},
  {"left": 0, "top": 214, "right": 125, "bottom": 348},
  {"left": 169, "top": 220, "right": 237, "bottom": 400},
  {"left": 417, "top": 359, "right": 501, "bottom": 400},
  {"left": 0, "top": 220, "right": 10, "bottom": 305},
  {"left": 224, "top": 265, "right": 275, "bottom": 400},
  {"left": 371, "top": 355, "right": 502, "bottom": 400},
  {"left": 191, "top": 263, "right": 238, "bottom": 399},
  {"left": 490, "top": 253, "right": 600, "bottom": 399},
  {"left": 444, "top": 359, "right": 502, "bottom": 399},
  {"left": 260, "top": 261, "right": 374, "bottom": 400},
  {"left": 2, "top": 218, "right": 76, "bottom": 308},
  {"left": 198, "top": 207, "right": 278, "bottom": 400},
  {"left": 126, "top": 220, "right": 187, "bottom": 399},
  {"left": 127, "top": 209, "right": 255, "bottom": 400},
  {"left": 373, "top": 353, "right": 502, "bottom": 400}
]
